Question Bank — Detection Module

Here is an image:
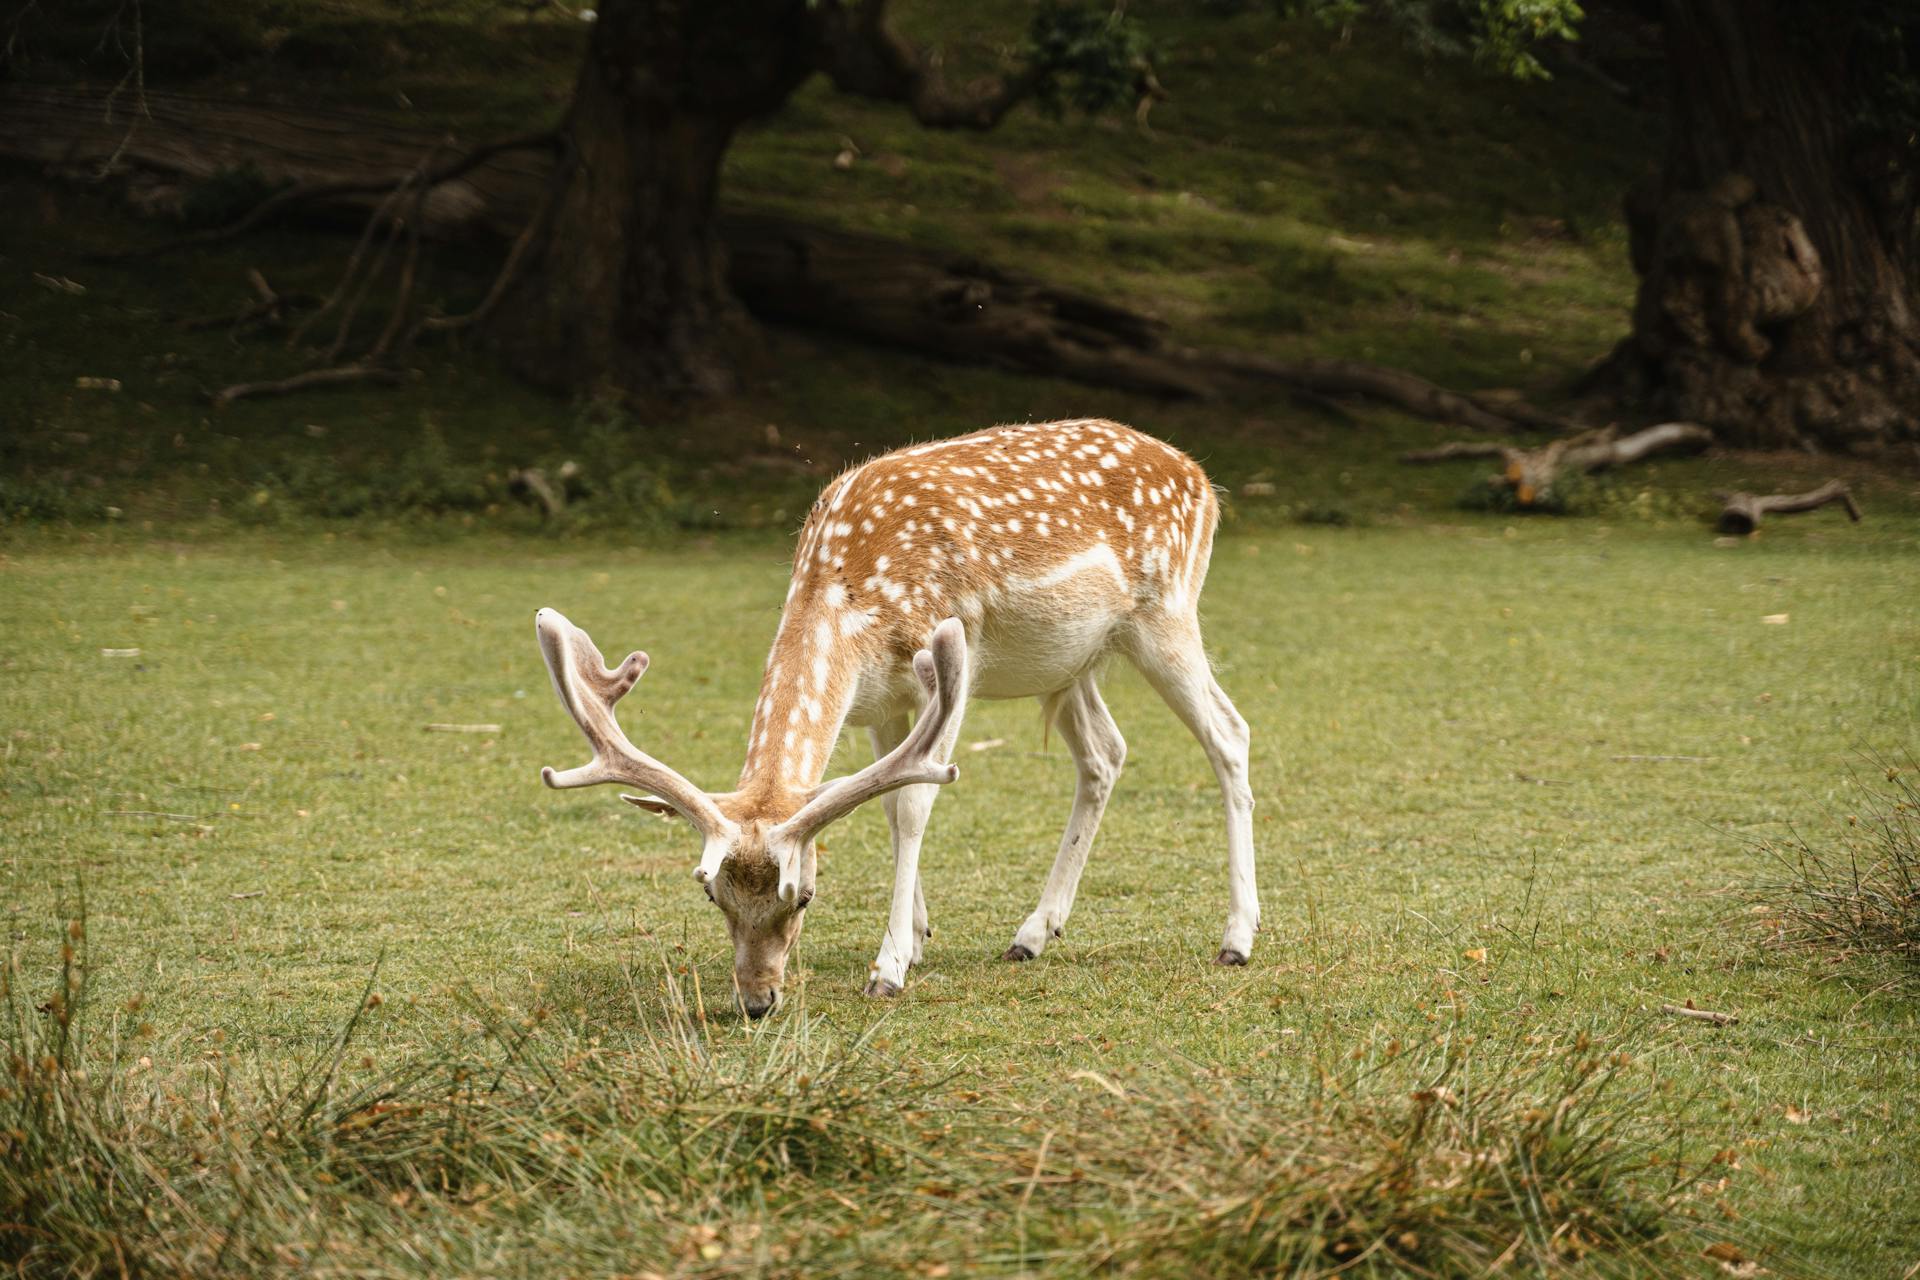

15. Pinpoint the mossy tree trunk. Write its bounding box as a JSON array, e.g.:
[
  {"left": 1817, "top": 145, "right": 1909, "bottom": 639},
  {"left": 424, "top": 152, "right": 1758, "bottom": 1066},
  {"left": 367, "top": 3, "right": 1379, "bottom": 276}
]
[{"left": 1608, "top": 0, "right": 1919, "bottom": 452}]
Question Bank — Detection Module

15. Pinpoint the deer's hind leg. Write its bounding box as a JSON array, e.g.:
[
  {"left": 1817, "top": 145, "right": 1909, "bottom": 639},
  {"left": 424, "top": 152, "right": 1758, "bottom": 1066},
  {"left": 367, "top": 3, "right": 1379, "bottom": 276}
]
[
  {"left": 1124, "top": 615, "right": 1259, "bottom": 964},
  {"left": 1005, "top": 674, "right": 1127, "bottom": 961}
]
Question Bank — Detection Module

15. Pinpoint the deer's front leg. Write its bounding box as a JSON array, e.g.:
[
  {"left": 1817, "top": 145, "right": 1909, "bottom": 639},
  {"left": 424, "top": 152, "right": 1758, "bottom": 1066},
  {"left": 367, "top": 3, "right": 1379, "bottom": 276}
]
[{"left": 866, "top": 709, "right": 960, "bottom": 996}]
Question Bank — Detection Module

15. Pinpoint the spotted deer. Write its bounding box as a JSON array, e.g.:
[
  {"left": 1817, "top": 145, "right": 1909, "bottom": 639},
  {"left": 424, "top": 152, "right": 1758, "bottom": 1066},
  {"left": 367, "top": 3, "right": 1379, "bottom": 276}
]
[{"left": 536, "top": 418, "right": 1257, "bottom": 1016}]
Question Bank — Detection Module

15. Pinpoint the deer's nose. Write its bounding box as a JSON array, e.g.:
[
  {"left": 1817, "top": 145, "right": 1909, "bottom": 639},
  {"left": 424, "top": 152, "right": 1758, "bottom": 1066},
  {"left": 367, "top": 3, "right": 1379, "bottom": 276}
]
[{"left": 739, "top": 988, "right": 779, "bottom": 1020}]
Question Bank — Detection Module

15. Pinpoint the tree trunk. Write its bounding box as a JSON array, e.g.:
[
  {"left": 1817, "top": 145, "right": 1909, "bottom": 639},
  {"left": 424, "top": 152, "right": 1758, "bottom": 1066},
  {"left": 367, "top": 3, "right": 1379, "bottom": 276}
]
[
  {"left": 1606, "top": 0, "right": 1920, "bottom": 453},
  {"left": 478, "top": 0, "right": 815, "bottom": 400}
]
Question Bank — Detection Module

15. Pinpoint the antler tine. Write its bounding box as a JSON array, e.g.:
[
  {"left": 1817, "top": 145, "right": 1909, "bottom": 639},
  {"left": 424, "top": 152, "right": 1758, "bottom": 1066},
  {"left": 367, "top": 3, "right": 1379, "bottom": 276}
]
[
  {"left": 774, "top": 618, "right": 969, "bottom": 884},
  {"left": 534, "top": 609, "right": 729, "bottom": 838}
]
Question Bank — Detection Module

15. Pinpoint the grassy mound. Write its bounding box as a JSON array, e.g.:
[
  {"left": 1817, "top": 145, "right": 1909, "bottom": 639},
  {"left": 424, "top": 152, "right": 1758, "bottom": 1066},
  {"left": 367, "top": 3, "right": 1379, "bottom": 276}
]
[
  {"left": 6, "top": 917, "right": 1724, "bottom": 1278},
  {"left": 1761, "top": 761, "right": 1920, "bottom": 989}
]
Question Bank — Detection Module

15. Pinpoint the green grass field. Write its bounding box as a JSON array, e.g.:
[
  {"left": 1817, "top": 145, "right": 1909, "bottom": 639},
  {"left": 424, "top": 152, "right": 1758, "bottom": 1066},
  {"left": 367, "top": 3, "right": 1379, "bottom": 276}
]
[
  {"left": 4, "top": 512, "right": 1917, "bottom": 1275},
  {"left": 6, "top": 1, "right": 1920, "bottom": 1272}
]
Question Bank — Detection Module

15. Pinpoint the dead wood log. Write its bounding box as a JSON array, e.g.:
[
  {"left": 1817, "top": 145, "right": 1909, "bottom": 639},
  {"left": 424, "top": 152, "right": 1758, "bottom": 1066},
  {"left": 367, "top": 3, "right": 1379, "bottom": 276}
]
[
  {"left": 718, "top": 213, "right": 1220, "bottom": 397},
  {"left": 2, "top": 83, "right": 1564, "bottom": 429},
  {"left": 1404, "top": 422, "right": 1714, "bottom": 507},
  {"left": 1713, "top": 480, "right": 1860, "bottom": 535}
]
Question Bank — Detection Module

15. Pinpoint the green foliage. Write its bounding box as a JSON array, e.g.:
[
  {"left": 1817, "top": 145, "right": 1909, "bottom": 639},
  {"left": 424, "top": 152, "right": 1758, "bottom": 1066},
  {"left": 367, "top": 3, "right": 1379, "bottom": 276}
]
[
  {"left": 1456, "top": 471, "right": 1576, "bottom": 514},
  {"left": 1287, "top": 0, "right": 1583, "bottom": 80},
  {"left": 248, "top": 422, "right": 495, "bottom": 521},
  {"left": 559, "top": 408, "right": 684, "bottom": 532},
  {"left": 1024, "top": 2, "right": 1153, "bottom": 116},
  {"left": 1829, "top": 1, "right": 1920, "bottom": 180},
  {"left": 0, "top": 475, "right": 109, "bottom": 525}
]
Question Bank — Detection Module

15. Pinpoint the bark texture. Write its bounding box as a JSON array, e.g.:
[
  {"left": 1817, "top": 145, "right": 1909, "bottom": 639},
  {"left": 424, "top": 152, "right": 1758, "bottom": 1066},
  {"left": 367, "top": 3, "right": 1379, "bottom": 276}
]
[
  {"left": 479, "top": 0, "right": 817, "bottom": 398},
  {"left": 1606, "top": 0, "right": 1920, "bottom": 453}
]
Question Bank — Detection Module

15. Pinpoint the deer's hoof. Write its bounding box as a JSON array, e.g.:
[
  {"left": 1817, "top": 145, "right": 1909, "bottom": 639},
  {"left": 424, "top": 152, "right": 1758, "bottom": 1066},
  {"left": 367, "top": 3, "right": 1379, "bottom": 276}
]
[
  {"left": 863, "top": 977, "right": 903, "bottom": 999},
  {"left": 1214, "top": 948, "right": 1248, "bottom": 967},
  {"left": 1002, "top": 944, "right": 1035, "bottom": 962}
]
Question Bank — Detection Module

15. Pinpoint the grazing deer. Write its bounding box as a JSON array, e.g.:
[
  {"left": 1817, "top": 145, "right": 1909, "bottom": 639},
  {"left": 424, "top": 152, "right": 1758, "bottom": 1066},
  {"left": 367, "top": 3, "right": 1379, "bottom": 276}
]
[{"left": 536, "top": 418, "right": 1257, "bottom": 1016}]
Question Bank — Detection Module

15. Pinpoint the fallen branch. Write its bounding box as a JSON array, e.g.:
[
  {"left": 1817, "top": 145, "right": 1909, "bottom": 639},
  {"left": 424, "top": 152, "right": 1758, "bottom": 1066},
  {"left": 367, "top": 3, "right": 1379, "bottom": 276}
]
[
  {"left": 211, "top": 363, "right": 405, "bottom": 408},
  {"left": 1659, "top": 1002, "right": 1738, "bottom": 1026},
  {"left": 423, "top": 723, "right": 502, "bottom": 734},
  {"left": 1404, "top": 422, "right": 1713, "bottom": 508},
  {"left": 1714, "top": 480, "right": 1860, "bottom": 535}
]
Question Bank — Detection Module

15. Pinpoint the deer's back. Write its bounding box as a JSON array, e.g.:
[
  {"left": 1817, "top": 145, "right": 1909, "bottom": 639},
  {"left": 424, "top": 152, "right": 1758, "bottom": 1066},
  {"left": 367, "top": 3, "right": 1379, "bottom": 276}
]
[{"left": 790, "top": 420, "right": 1218, "bottom": 709}]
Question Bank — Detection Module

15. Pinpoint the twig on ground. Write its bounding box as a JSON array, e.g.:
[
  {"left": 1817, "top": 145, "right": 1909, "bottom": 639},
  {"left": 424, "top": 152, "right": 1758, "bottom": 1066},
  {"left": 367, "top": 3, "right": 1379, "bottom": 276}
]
[
  {"left": 424, "top": 723, "right": 502, "bottom": 734},
  {"left": 1659, "top": 1002, "right": 1738, "bottom": 1026}
]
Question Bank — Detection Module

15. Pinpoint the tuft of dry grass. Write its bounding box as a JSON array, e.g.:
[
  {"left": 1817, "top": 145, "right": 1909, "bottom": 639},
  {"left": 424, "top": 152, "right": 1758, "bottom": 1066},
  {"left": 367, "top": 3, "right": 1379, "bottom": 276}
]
[
  {"left": 2, "top": 912, "right": 1734, "bottom": 1279},
  {"left": 1760, "top": 759, "right": 1920, "bottom": 989}
]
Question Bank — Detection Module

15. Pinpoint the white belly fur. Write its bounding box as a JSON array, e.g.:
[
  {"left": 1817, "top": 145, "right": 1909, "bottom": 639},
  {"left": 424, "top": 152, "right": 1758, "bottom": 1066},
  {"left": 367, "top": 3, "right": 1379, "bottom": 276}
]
[{"left": 846, "top": 555, "right": 1133, "bottom": 724}]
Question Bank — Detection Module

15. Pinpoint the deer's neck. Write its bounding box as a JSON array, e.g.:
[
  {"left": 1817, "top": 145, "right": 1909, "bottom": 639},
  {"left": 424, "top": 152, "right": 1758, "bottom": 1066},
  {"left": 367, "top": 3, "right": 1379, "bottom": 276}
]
[{"left": 736, "top": 597, "right": 865, "bottom": 804}]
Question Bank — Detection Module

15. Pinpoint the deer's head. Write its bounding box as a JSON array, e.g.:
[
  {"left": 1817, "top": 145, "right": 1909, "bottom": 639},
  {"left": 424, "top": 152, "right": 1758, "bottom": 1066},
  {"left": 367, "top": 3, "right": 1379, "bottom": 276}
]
[{"left": 534, "top": 609, "right": 964, "bottom": 1018}]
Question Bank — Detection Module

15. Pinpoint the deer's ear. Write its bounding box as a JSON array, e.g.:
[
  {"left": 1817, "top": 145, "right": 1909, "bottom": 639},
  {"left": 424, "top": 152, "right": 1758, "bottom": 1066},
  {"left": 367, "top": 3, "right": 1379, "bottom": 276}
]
[{"left": 621, "top": 794, "right": 685, "bottom": 820}]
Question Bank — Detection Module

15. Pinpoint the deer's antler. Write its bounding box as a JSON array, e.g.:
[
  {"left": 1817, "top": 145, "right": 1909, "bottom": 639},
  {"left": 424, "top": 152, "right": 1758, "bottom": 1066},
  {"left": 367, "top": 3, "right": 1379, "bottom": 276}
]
[
  {"left": 770, "top": 618, "right": 968, "bottom": 901},
  {"left": 535, "top": 609, "right": 731, "bottom": 845}
]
